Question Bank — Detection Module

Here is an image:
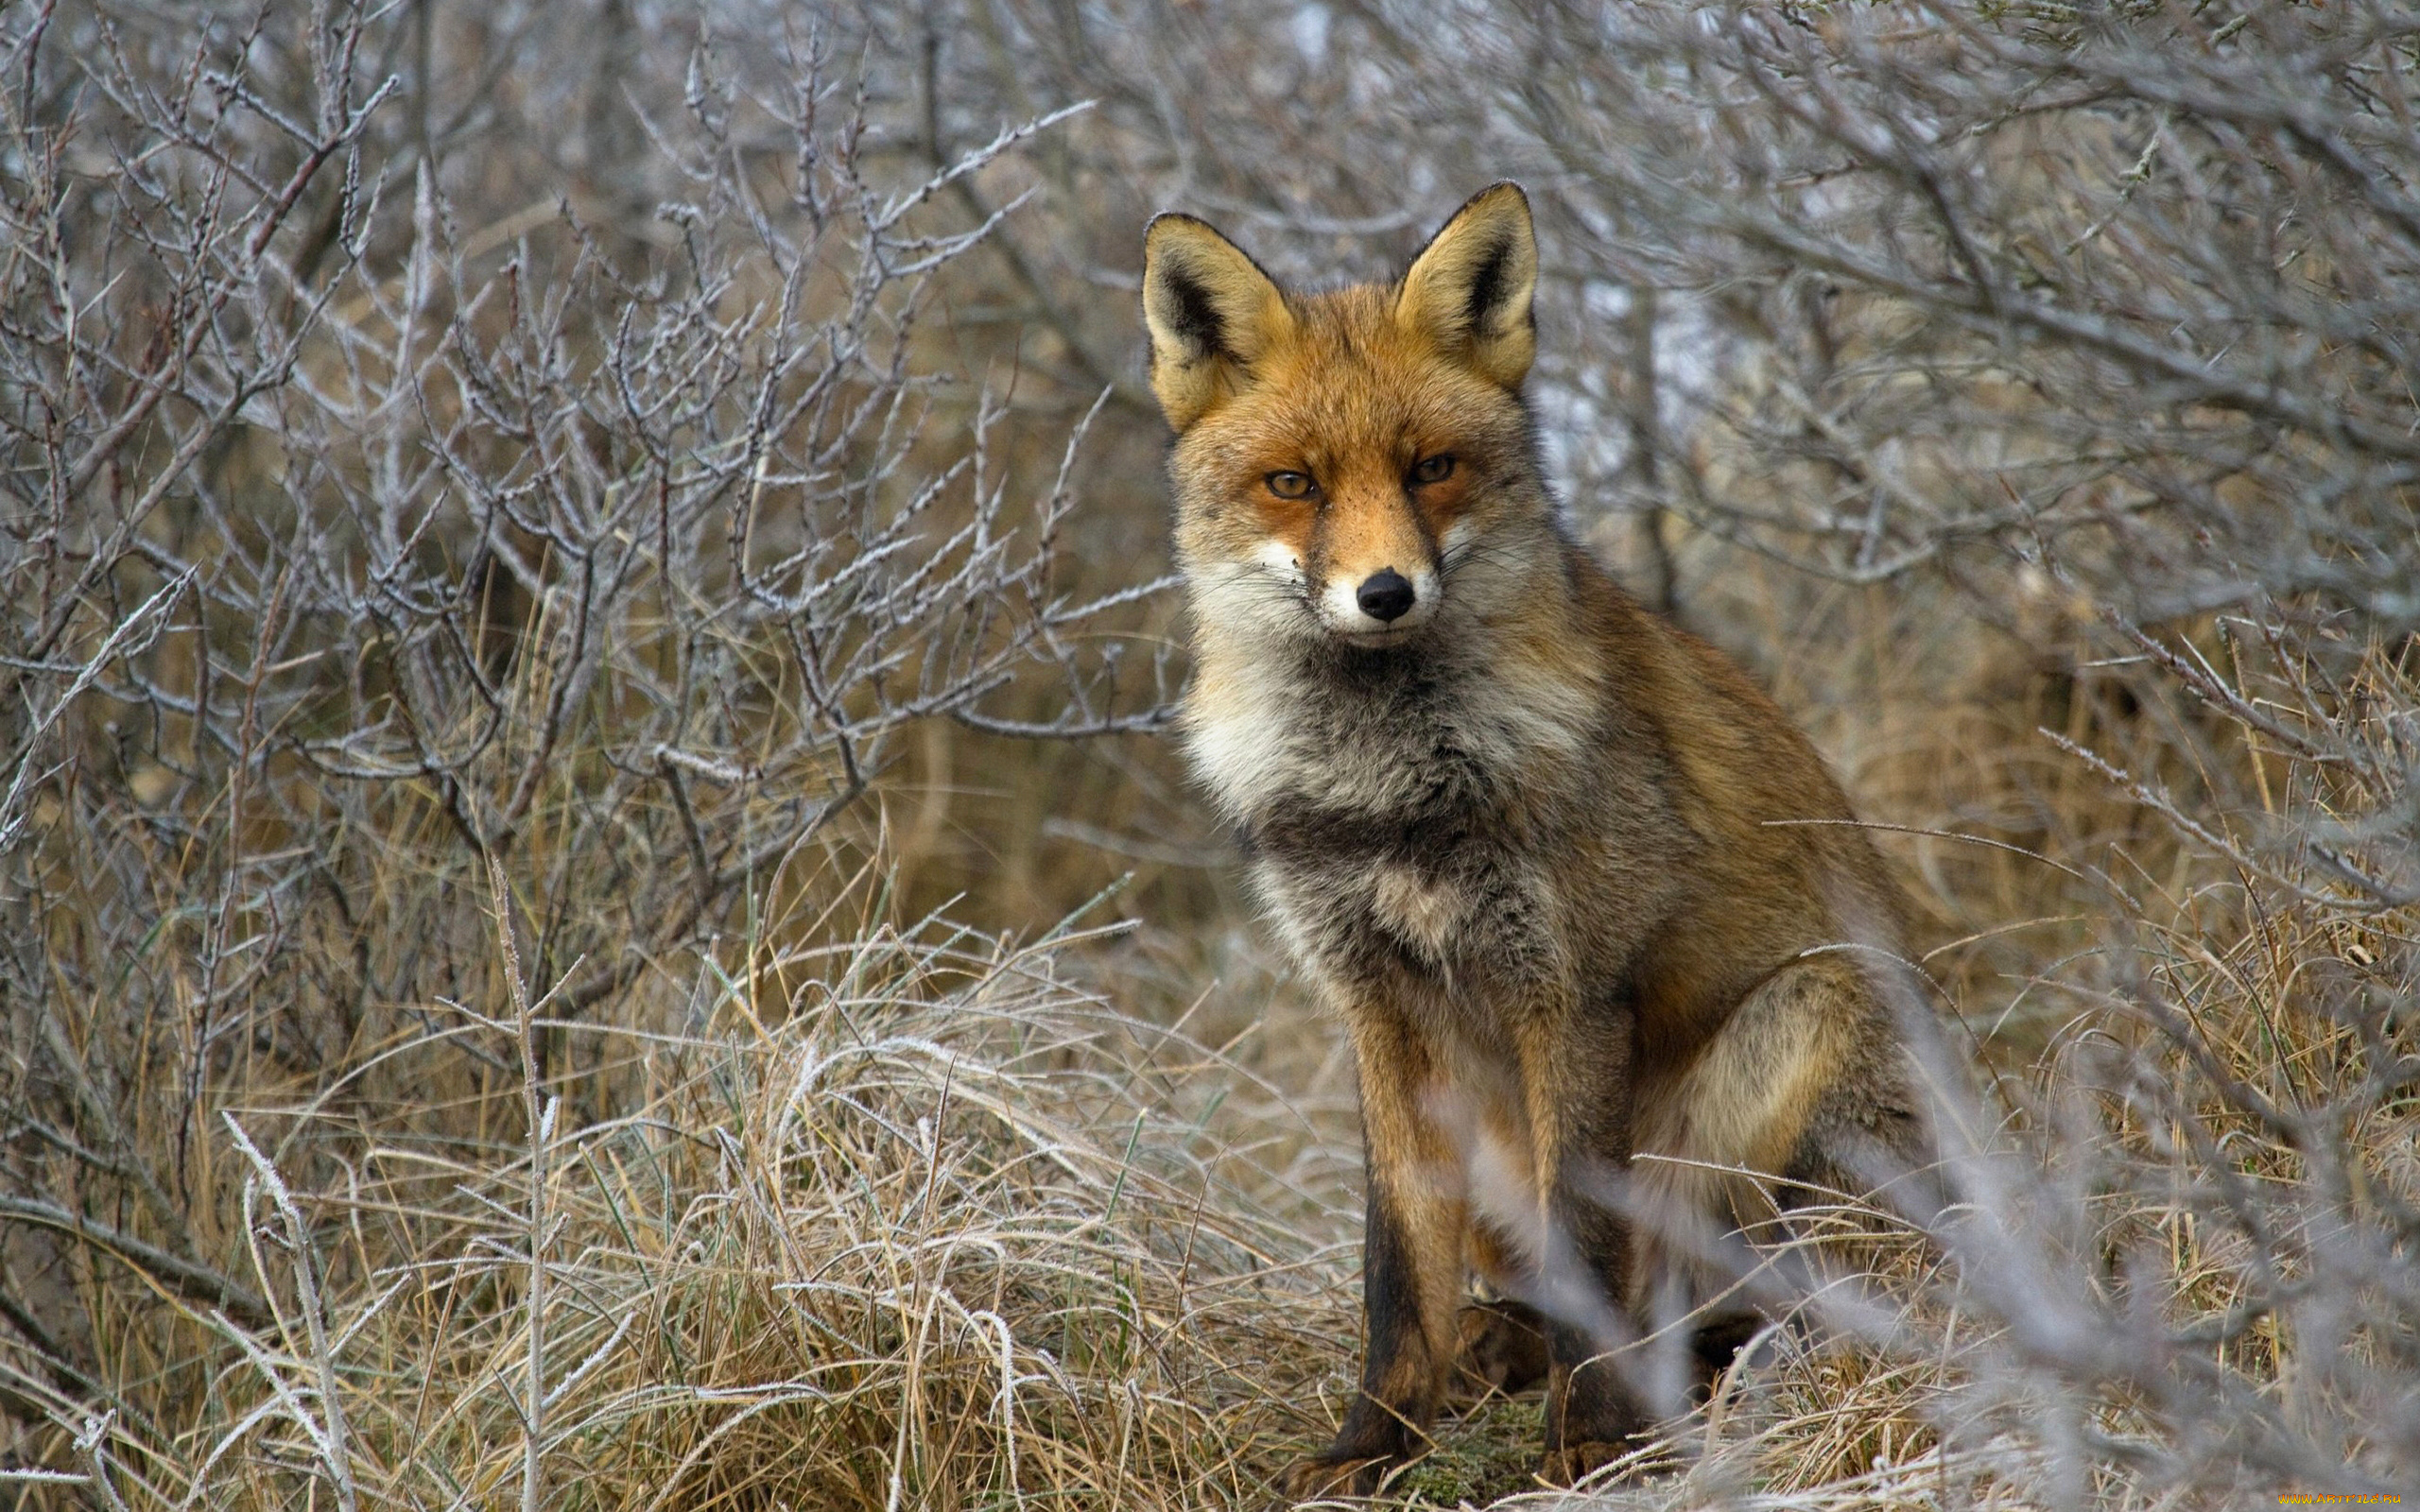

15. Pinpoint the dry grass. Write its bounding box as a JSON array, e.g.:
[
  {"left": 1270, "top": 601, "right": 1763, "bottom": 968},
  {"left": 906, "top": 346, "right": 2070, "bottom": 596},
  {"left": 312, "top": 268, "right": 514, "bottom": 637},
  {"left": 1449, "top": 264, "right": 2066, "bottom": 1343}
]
[
  {"left": 213, "top": 895, "right": 1343, "bottom": 1512},
  {"left": 19, "top": 541, "right": 2404, "bottom": 1511},
  {"left": 6, "top": 3, "right": 2417, "bottom": 1509}
]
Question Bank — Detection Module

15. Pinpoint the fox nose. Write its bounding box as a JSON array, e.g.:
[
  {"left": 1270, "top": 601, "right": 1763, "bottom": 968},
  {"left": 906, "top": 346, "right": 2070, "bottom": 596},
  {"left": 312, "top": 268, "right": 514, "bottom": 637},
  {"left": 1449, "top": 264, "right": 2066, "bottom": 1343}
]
[{"left": 1356, "top": 568, "right": 1417, "bottom": 623}]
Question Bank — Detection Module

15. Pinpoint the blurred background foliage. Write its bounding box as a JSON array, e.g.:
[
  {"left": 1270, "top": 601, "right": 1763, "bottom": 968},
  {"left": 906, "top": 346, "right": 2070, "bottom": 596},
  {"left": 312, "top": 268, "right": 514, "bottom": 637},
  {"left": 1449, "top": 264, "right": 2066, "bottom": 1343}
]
[{"left": 1, "top": 1, "right": 2414, "bottom": 1507}]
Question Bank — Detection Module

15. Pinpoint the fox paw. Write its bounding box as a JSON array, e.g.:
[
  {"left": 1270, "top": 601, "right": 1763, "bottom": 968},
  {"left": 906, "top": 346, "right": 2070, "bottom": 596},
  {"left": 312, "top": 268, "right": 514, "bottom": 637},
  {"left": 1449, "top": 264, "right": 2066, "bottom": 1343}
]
[
  {"left": 1451, "top": 1299, "right": 1551, "bottom": 1401},
  {"left": 1540, "top": 1437, "right": 1635, "bottom": 1486},
  {"left": 1280, "top": 1451, "right": 1395, "bottom": 1503}
]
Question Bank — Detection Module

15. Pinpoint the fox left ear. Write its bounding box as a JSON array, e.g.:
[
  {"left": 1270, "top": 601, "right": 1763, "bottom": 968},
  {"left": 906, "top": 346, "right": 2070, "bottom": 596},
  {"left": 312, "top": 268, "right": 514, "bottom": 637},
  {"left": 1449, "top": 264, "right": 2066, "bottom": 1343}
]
[
  {"left": 1397, "top": 182, "right": 1538, "bottom": 387},
  {"left": 1142, "top": 214, "right": 1294, "bottom": 432}
]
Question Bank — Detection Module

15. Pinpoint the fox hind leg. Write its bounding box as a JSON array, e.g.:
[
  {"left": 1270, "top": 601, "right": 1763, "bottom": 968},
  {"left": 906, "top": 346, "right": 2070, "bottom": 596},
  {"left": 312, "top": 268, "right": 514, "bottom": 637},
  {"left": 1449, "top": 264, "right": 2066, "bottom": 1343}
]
[{"left": 1628, "top": 955, "right": 1933, "bottom": 1401}]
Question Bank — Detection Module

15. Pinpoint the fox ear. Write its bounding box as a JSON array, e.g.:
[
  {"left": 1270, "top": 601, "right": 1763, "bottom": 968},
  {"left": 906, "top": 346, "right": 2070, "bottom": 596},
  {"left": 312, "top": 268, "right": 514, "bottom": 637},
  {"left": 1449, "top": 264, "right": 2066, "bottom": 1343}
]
[
  {"left": 1397, "top": 182, "right": 1537, "bottom": 387},
  {"left": 1142, "top": 214, "right": 1293, "bottom": 431}
]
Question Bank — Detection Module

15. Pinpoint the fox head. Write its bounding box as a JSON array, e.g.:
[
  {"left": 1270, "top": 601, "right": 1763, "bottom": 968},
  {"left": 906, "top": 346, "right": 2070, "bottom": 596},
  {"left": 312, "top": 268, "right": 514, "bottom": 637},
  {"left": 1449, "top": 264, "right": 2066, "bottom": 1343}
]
[{"left": 1143, "top": 183, "right": 1549, "bottom": 650}]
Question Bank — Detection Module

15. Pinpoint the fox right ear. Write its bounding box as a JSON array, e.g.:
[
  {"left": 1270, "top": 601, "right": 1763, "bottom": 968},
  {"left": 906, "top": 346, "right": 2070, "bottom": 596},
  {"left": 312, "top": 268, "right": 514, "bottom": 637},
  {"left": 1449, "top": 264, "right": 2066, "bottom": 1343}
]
[
  {"left": 1142, "top": 214, "right": 1292, "bottom": 431},
  {"left": 1397, "top": 182, "right": 1537, "bottom": 387}
]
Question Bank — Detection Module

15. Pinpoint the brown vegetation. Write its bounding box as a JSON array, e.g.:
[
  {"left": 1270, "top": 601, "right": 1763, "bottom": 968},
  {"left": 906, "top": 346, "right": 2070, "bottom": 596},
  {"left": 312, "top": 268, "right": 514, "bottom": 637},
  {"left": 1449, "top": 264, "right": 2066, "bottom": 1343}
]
[{"left": 2, "top": 3, "right": 2412, "bottom": 1508}]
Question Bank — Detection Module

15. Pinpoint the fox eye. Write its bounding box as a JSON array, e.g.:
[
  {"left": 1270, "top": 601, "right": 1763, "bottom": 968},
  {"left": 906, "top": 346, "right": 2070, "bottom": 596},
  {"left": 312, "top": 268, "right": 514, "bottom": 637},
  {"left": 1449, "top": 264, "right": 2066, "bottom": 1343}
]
[
  {"left": 1265, "top": 471, "right": 1316, "bottom": 500},
  {"left": 1410, "top": 455, "right": 1456, "bottom": 484}
]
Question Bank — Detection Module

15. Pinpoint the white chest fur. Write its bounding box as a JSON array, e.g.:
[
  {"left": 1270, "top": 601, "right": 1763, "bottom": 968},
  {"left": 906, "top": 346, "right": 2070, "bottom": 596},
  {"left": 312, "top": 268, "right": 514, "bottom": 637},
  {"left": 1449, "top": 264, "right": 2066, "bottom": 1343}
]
[{"left": 1183, "top": 638, "right": 1596, "bottom": 826}]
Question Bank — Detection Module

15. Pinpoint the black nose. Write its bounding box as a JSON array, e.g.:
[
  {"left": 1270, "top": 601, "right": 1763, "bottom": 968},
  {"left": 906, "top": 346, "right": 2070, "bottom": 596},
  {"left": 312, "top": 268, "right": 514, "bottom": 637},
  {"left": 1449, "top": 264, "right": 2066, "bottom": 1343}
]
[{"left": 1356, "top": 568, "right": 1416, "bottom": 623}]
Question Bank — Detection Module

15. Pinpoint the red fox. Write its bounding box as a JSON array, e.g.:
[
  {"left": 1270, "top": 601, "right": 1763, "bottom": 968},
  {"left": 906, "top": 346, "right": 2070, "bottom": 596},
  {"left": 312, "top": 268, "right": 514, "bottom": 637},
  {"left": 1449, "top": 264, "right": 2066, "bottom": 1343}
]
[{"left": 1140, "top": 183, "right": 1936, "bottom": 1498}]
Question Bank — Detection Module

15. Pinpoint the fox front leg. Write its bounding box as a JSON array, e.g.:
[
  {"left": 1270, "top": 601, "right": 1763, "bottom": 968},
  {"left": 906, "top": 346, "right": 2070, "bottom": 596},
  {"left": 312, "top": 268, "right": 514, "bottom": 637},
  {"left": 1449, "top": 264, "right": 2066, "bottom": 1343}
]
[
  {"left": 1536, "top": 1193, "right": 1650, "bottom": 1485},
  {"left": 1283, "top": 1021, "right": 1465, "bottom": 1502},
  {"left": 1512, "top": 1008, "right": 1654, "bottom": 1486}
]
